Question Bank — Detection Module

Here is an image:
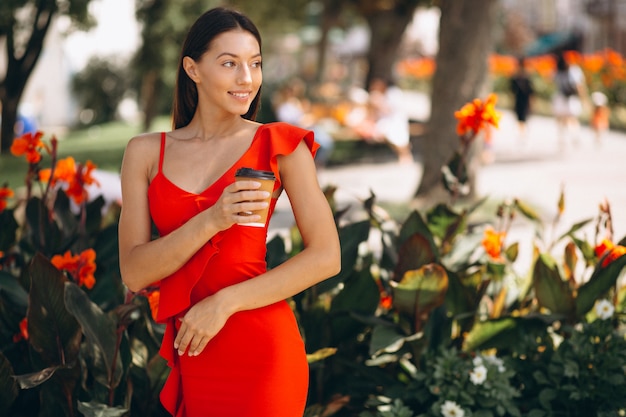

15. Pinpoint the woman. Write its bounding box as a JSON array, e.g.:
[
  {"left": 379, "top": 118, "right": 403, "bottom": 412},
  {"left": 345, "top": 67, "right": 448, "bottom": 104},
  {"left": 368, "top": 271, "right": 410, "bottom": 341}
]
[
  {"left": 509, "top": 56, "right": 534, "bottom": 139},
  {"left": 118, "top": 7, "right": 341, "bottom": 417},
  {"left": 552, "top": 52, "right": 586, "bottom": 144}
]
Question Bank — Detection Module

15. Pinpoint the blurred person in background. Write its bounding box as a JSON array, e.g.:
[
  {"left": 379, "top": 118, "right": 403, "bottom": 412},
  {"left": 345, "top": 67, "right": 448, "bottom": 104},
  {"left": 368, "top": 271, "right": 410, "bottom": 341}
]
[
  {"left": 552, "top": 52, "right": 587, "bottom": 146},
  {"left": 590, "top": 91, "right": 609, "bottom": 145},
  {"left": 509, "top": 56, "right": 534, "bottom": 140},
  {"left": 272, "top": 78, "right": 334, "bottom": 168}
]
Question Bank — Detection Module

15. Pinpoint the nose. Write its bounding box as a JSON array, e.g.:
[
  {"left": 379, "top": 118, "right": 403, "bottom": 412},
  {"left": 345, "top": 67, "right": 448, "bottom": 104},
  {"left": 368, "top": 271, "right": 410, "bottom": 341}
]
[{"left": 237, "top": 64, "right": 252, "bottom": 85}]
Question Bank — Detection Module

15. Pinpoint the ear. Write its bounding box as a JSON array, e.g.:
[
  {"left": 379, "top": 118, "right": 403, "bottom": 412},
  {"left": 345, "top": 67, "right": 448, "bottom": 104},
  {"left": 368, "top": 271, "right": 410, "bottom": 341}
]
[{"left": 183, "top": 56, "right": 200, "bottom": 83}]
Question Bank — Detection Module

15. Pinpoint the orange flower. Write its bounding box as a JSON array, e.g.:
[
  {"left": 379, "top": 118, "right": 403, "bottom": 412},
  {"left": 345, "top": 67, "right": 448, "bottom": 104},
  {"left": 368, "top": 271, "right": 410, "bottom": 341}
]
[
  {"left": 380, "top": 292, "right": 393, "bottom": 310},
  {"left": 595, "top": 239, "right": 626, "bottom": 267},
  {"left": 51, "top": 249, "right": 97, "bottom": 289},
  {"left": 0, "top": 186, "right": 14, "bottom": 213},
  {"left": 10, "top": 131, "right": 46, "bottom": 164},
  {"left": 13, "top": 317, "right": 29, "bottom": 342},
  {"left": 482, "top": 226, "right": 506, "bottom": 261},
  {"left": 147, "top": 290, "right": 160, "bottom": 321},
  {"left": 454, "top": 93, "right": 501, "bottom": 137},
  {"left": 39, "top": 157, "right": 100, "bottom": 205}
]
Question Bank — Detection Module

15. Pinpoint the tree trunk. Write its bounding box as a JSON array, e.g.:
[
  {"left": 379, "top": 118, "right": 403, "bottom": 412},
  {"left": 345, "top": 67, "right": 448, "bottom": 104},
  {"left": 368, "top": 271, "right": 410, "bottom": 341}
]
[
  {"left": 414, "top": 0, "right": 499, "bottom": 201},
  {"left": 364, "top": 6, "right": 417, "bottom": 86},
  {"left": 0, "top": 5, "right": 55, "bottom": 153}
]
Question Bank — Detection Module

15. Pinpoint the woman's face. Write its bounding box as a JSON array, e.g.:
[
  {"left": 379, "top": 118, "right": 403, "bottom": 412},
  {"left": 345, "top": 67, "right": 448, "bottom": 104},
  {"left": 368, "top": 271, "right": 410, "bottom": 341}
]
[{"left": 186, "top": 29, "right": 262, "bottom": 117}]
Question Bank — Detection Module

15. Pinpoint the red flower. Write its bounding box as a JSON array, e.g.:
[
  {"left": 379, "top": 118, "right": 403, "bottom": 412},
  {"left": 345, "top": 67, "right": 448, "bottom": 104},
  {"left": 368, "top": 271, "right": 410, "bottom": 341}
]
[
  {"left": 0, "top": 186, "right": 14, "bottom": 213},
  {"left": 13, "top": 318, "right": 29, "bottom": 342},
  {"left": 10, "top": 131, "right": 47, "bottom": 164},
  {"left": 595, "top": 239, "right": 626, "bottom": 267},
  {"left": 51, "top": 249, "right": 97, "bottom": 289},
  {"left": 454, "top": 93, "right": 501, "bottom": 137}
]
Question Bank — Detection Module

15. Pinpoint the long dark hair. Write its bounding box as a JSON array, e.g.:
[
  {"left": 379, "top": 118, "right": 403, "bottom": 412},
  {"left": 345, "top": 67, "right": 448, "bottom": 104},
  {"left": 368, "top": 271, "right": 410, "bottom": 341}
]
[{"left": 172, "top": 7, "right": 262, "bottom": 129}]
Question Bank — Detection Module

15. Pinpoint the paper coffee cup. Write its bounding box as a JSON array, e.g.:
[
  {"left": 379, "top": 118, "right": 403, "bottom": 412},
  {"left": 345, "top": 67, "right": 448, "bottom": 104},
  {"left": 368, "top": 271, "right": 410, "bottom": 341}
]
[{"left": 234, "top": 167, "right": 275, "bottom": 227}]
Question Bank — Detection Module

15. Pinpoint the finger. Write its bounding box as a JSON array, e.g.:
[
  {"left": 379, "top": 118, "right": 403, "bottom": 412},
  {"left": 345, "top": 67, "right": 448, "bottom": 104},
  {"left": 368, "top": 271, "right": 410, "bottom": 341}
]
[
  {"left": 232, "top": 180, "right": 261, "bottom": 191},
  {"left": 174, "top": 324, "right": 192, "bottom": 356},
  {"left": 191, "top": 336, "right": 211, "bottom": 357},
  {"left": 188, "top": 336, "right": 205, "bottom": 356}
]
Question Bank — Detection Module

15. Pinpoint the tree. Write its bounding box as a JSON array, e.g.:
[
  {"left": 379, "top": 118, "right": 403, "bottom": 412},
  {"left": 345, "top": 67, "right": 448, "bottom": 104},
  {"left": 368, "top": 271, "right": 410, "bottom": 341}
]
[
  {"left": 71, "top": 56, "right": 131, "bottom": 125},
  {"left": 351, "top": 0, "right": 427, "bottom": 87},
  {"left": 0, "top": 0, "right": 93, "bottom": 153},
  {"left": 415, "top": 0, "right": 500, "bottom": 200}
]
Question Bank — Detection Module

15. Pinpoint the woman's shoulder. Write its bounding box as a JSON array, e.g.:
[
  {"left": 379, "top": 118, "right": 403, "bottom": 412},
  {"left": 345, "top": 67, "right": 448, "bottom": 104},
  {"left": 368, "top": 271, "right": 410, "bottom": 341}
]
[
  {"left": 260, "top": 121, "right": 311, "bottom": 135},
  {"left": 125, "top": 131, "right": 163, "bottom": 154}
]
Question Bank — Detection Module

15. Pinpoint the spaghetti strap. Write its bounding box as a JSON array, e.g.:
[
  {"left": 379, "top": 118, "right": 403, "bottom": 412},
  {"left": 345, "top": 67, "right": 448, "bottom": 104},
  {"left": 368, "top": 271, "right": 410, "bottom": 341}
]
[{"left": 158, "top": 132, "right": 166, "bottom": 173}]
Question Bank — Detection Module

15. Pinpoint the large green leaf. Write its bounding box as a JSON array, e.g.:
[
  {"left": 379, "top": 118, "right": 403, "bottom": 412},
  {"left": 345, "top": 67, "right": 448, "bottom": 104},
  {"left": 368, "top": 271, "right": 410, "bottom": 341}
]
[
  {"left": 27, "top": 253, "right": 82, "bottom": 366},
  {"left": 392, "top": 263, "right": 448, "bottom": 325},
  {"left": 0, "top": 209, "right": 18, "bottom": 251},
  {"left": 395, "top": 234, "right": 437, "bottom": 280},
  {"left": 0, "top": 270, "right": 29, "bottom": 310},
  {"left": 398, "top": 210, "right": 438, "bottom": 258},
  {"left": 0, "top": 351, "right": 18, "bottom": 413},
  {"left": 576, "top": 253, "right": 626, "bottom": 317},
  {"left": 330, "top": 268, "right": 380, "bottom": 342},
  {"left": 64, "top": 282, "right": 123, "bottom": 390},
  {"left": 23, "top": 197, "right": 62, "bottom": 256},
  {"left": 532, "top": 253, "right": 575, "bottom": 317},
  {"left": 462, "top": 315, "right": 550, "bottom": 352},
  {"left": 426, "top": 203, "right": 468, "bottom": 244}
]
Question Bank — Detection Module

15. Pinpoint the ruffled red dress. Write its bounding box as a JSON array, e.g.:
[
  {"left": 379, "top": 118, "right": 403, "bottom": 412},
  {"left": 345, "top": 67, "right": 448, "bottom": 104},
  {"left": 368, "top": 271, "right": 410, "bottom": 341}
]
[{"left": 148, "top": 122, "right": 318, "bottom": 417}]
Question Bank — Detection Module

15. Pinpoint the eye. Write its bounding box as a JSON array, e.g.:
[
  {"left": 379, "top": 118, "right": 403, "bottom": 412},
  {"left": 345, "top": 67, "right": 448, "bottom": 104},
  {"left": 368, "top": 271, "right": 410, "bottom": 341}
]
[
  {"left": 251, "top": 60, "right": 262, "bottom": 69},
  {"left": 223, "top": 61, "right": 236, "bottom": 68}
]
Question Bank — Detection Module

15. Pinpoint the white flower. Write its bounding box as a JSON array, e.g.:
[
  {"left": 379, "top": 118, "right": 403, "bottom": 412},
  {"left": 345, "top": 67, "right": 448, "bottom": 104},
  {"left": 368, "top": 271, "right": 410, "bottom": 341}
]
[
  {"left": 472, "top": 356, "right": 483, "bottom": 367},
  {"left": 595, "top": 299, "right": 615, "bottom": 320},
  {"left": 469, "top": 364, "right": 487, "bottom": 385},
  {"left": 483, "top": 353, "right": 506, "bottom": 372},
  {"left": 441, "top": 400, "right": 465, "bottom": 417}
]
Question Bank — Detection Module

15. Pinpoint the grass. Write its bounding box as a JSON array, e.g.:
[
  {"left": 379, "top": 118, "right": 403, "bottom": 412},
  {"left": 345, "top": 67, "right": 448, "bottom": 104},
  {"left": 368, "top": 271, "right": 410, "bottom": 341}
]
[{"left": 0, "top": 117, "right": 171, "bottom": 190}]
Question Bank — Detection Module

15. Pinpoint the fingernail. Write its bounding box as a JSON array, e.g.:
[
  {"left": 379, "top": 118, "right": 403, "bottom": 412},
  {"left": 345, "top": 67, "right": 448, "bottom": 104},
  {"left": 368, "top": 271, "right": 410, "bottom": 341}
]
[
  {"left": 174, "top": 343, "right": 178, "bottom": 349},
  {"left": 261, "top": 191, "right": 270, "bottom": 198},
  {"left": 178, "top": 350, "right": 184, "bottom": 356}
]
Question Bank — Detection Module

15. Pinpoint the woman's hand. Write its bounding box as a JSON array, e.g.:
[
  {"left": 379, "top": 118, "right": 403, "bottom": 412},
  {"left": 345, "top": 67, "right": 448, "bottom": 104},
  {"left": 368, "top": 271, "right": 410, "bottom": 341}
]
[
  {"left": 174, "top": 293, "right": 232, "bottom": 356},
  {"left": 207, "top": 180, "right": 270, "bottom": 230}
]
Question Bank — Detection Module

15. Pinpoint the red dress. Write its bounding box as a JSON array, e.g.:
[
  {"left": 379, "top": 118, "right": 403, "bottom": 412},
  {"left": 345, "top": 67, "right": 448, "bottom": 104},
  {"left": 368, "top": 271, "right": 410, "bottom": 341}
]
[{"left": 148, "top": 122, "right": 318, "bottom": 417}]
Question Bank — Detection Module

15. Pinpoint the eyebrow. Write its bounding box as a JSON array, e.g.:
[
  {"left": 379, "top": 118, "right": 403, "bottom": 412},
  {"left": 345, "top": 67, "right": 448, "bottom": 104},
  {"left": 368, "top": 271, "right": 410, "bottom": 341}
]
[{"left": 216, "top": 52, "right": 262, "bottom": 59}]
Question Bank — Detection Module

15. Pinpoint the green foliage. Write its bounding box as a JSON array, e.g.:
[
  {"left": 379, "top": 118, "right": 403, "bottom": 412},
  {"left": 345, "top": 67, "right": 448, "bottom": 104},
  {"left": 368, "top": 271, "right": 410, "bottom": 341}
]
[{"left": 0, "top": 133, "right": 167, "bottom": 416}]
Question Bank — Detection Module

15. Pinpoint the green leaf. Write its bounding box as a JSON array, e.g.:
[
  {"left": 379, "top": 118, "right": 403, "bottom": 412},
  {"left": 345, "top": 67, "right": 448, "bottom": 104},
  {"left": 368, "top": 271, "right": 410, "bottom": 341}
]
[
  {"left": 556, "top": 218, "right": 594, "bottom": 243},
  {"left": 266, "top": 234, "right": 287, "bottom": 269},
  {"left": 27, "top": 253, "right": 81, "bottom": 366},
  {"left": 505, "top": 242, "right": 519, "bottom": 262},
  {"left": 425, "top": 203, "right": 467, "bottom": 243},
  {"left": 330, "top": 268, "right": 380, "bottom": 341},
  {"left": 576, "top": 252, "right": 626, "bottom": 317},
  {"left": 399, "top": 210, "right": 438, "bottom": 259},
  {"left": 514, "top": 199, "right": 541, "bottom": 223},
  {"left": 0, "top": 209, "right": 18, "bottom": 251},
  {"left": 462, "top": 317, "right": 517, "bottom": 351},
  {"left": 0, "top": 270, "right": 29, "bottom": 310},
  {"left": 369, "top": 324, "right": 408, "bottom": 357},
  {"left": 392, "top": 264, "right": 448, "bottom": 321},
  {"left": 532, "top": 253, "right": 575, "bottom": 316},
  {"left": 13, "top": 366, "right": 59, "bottom": 389},
  {"left": 395, "top": 233, "right": 437, "bottom": 279},
  {"left": 64, "top": 282, "right": 123, "bottom": 390},
  {"left": 538, "top": 387, "right": 557, "bottom": 409},
  {"left": 0, "top": 352, "right": 18, "bottom": 413}
]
